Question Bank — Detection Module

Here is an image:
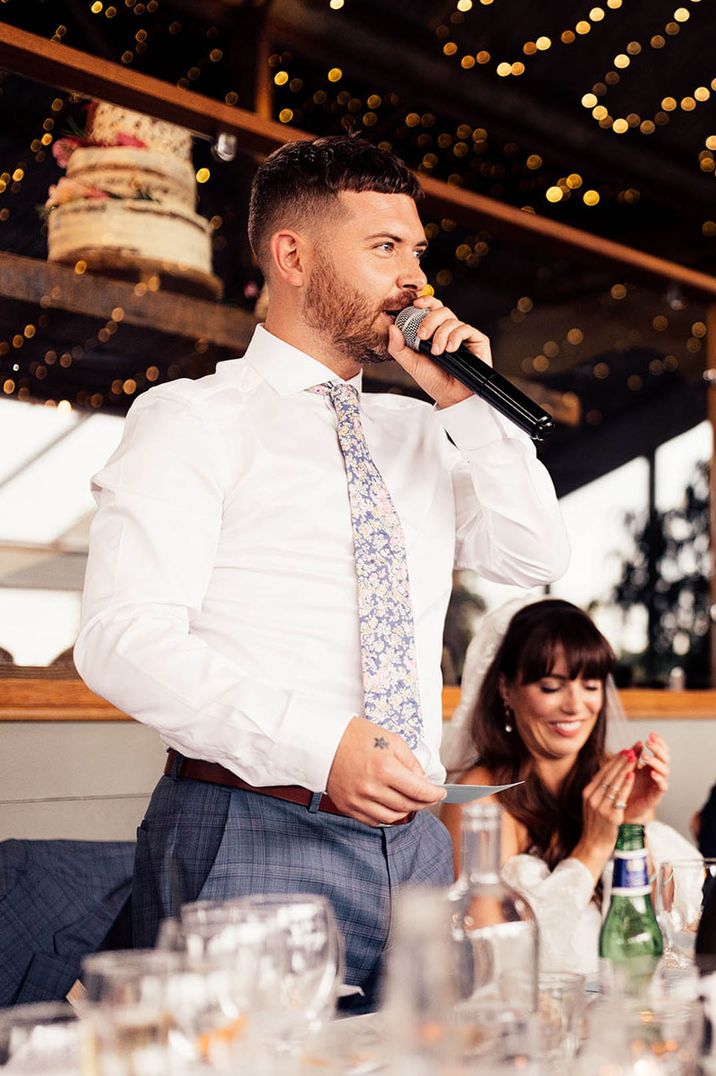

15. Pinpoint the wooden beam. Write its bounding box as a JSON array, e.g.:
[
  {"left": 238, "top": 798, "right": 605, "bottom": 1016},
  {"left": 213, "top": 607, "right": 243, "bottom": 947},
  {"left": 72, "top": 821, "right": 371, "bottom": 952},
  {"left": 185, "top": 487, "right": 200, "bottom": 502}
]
[
  {"left": 419, "top": 175, "right": 716, "bottom": 300},
  {"left": 0, "top": 251, "right": 255, "bottom": 352},
  {"left": 0, "top": 23, "right": 301, "bottom": 155},
  {"left": 1, "top": 25, "right": 716, "bottom": 298}
]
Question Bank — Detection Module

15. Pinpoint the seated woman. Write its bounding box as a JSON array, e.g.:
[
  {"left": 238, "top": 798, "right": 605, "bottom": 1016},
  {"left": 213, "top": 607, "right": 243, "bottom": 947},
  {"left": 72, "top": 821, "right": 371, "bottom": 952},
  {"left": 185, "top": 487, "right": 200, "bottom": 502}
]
[{"left": 441, "top": 598, "right": 699, "bottom": 977}]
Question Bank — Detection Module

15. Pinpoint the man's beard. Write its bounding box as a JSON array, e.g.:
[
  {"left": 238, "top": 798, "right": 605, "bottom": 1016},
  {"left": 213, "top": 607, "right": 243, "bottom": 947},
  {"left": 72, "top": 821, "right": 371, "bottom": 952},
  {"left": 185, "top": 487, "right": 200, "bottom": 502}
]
[{"left": 303, "top": 251, "right": 397, "bottom": 366}]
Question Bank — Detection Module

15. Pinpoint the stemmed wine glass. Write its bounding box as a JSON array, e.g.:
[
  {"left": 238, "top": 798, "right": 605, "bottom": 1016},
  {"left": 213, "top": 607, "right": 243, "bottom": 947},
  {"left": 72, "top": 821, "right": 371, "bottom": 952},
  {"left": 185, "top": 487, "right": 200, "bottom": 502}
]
[{"left": 657, "top": 858, "right": 716, "bottom": 968}]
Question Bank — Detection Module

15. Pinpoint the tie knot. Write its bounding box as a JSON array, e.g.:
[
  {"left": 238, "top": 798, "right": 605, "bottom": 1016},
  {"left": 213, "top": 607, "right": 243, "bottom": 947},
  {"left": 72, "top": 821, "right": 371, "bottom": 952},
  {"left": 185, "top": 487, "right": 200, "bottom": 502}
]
[{"left": 311, "top": 381, "right": 359, "bottom": 408}]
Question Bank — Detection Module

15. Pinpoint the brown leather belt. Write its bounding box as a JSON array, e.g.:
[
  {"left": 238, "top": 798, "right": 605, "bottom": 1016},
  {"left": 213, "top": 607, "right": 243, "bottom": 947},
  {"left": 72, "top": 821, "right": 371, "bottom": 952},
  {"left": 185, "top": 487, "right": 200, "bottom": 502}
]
[{"left": 164, "top": 749, "right": 414, "bottom": 825}]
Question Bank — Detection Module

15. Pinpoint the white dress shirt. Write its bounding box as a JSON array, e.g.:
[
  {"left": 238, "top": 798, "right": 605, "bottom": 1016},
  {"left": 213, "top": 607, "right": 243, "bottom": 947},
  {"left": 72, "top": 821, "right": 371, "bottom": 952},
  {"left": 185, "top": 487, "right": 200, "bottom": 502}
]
[{"left": 75, "top": 324, "right": 569, "bottom": 791}]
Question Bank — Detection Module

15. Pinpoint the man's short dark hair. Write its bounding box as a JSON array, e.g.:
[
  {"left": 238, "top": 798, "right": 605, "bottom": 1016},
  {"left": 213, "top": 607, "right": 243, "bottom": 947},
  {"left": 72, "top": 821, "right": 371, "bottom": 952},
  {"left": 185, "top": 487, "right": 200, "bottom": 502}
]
[{"left": 248, "top": 135, "right": 422, "bottom": 272}]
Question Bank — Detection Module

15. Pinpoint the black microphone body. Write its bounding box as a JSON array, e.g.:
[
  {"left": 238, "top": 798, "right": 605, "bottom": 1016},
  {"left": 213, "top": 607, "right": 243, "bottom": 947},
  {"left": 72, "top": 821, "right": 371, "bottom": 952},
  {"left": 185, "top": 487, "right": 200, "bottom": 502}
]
[{"left": 395, "top": 306, "right": 555, "bottom": 442}]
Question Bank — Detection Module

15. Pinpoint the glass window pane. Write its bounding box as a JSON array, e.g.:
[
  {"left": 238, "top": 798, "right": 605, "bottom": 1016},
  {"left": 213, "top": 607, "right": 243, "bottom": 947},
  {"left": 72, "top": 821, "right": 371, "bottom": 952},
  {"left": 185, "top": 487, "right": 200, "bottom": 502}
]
[
  {"left": 551, "top": 456, "right": 650, "bottom": 657},
  {"left": 655, "top": 421, "right": 711, "bottom": 512}
]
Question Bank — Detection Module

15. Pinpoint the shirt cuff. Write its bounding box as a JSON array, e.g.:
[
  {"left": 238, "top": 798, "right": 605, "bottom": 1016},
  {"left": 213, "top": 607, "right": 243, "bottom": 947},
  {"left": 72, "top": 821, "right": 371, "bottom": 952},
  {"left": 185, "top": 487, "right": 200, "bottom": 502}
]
[
  {"left": 434, "top": 394, "right": 533, "bottom": 452},
  {"left": 270, "top": 694, "right": 354, "bottom": 793}
]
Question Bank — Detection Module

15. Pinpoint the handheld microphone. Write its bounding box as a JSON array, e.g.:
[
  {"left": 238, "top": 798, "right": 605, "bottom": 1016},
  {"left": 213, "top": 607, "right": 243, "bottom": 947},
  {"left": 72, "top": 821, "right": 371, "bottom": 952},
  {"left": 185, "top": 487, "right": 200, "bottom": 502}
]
[{"left": 395, "top": 306, "right": 555, "bottom": 442}]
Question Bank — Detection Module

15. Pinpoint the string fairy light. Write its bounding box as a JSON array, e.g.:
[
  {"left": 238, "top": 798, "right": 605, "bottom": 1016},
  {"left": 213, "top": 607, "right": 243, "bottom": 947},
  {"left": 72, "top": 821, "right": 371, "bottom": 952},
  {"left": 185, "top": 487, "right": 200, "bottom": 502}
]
[
  {"left": 698, "top": 134, "right": 716, "bottom": 177},
  {"left": 441, "top": 0, "right": 623, "bottom": 78},
  {"left": 580, "top": 0, "right": 711, "bottom": 134}
]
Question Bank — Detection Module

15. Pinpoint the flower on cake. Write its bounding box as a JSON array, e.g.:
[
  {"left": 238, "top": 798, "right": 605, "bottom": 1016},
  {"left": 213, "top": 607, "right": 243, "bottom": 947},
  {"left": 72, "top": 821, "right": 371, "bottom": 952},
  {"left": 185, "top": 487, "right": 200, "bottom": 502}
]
[
  {"left": 44, "top": 122, "right": 152, "bottom": 215},
  {"left": 52, "top": 138, "right": 82, "bottom": 169},
  {"left": 46, "top": 177, "right": 110, "bottom": 208}
]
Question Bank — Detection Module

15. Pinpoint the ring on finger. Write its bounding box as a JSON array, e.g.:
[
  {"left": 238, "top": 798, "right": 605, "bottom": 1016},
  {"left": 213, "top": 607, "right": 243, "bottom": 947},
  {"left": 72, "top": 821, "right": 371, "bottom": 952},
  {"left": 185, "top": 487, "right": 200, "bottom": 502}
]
[
  {"left": 605, "top": 790, "right": 617, "bottom": 802},
  {"left": 614, "top": 800, "right": 627, "bottom": 810}
]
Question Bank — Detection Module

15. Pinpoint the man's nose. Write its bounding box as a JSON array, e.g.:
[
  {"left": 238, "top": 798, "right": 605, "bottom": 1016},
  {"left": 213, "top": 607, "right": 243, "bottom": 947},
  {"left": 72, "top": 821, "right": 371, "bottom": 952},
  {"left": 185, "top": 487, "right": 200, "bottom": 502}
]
[{"left": 397, "top": 258, "right": 428, "bottom": 294}]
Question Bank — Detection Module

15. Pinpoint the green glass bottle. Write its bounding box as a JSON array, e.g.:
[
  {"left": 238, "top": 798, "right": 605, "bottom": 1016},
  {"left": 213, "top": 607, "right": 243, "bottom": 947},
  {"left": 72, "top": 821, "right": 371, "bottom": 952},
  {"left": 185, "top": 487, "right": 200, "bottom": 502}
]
[{"left": 599, "top": 823, "right": 663, "bottom": 995}]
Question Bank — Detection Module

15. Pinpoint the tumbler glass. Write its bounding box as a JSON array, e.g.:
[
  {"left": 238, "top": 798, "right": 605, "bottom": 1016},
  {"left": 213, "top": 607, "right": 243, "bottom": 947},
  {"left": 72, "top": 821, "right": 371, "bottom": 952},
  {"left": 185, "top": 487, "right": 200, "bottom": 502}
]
[{"left": 0, "top": 1002, "right": 80, "bottom": 1075}]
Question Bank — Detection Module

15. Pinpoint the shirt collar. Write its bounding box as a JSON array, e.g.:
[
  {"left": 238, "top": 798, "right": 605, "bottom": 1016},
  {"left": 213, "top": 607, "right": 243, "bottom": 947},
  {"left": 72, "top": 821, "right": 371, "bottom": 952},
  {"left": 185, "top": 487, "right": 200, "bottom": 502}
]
[{"left": 243, "top": 324, "right": 363, "bottom": 396}]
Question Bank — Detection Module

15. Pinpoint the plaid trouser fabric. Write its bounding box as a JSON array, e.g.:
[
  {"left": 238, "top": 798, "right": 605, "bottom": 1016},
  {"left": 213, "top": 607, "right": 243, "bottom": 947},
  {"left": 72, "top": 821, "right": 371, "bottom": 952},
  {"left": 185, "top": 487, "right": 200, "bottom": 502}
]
[
  {"left": 132, "top": 768, "right": 453, "bottom": 1010},
  {"left": 0, "top": 838, "right": 135, "bottom": 1006}
]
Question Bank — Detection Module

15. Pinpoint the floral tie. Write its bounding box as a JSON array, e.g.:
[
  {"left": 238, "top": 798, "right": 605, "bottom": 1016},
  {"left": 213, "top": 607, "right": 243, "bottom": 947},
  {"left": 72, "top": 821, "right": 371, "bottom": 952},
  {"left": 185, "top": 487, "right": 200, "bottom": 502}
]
[{"left": 312, "top": 381, "right": 423, "bottom": 749}]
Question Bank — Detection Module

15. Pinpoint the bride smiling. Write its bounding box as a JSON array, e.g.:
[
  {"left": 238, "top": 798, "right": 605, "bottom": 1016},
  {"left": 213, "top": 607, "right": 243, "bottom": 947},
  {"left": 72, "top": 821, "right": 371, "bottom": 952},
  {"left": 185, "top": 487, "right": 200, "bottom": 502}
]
[{"left": 440, "top": 598, "right": 698, "bottom": 976}]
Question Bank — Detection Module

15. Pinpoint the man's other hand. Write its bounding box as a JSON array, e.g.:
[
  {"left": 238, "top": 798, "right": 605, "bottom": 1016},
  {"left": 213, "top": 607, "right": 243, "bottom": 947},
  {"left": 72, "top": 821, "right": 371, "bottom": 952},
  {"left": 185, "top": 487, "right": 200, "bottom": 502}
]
[{"left": 325, "top": 716, "right": 446, "bottom": 826}]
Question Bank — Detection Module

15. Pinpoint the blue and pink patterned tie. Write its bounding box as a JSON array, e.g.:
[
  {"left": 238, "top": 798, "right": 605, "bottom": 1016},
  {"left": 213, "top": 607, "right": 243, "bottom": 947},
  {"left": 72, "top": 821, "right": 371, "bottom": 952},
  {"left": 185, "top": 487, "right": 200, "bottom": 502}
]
[{"left": 312, "top": 381, "right": 423, "bottom": 749}]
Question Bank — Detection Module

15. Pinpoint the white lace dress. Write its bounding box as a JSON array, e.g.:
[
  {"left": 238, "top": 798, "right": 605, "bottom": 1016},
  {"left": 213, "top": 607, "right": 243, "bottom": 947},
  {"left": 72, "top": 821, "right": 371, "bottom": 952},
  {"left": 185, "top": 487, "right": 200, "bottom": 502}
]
[{"left": 500, "top": 820, "right": 701, "bottom": 976}]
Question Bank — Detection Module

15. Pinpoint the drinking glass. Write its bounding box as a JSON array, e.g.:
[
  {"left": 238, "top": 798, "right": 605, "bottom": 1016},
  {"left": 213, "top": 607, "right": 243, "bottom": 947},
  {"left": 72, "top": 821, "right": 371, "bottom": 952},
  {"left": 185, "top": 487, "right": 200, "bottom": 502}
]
[
  {"left": 178, "top": 900, "right": 273, "bottom": 975},
  {"left": 577, "top": 994, "right": 704, "bottom": 1074},
  {"left": 81, "top": 948, "right": 248, "bottom": 1073},
  {"left": 232, "top": 894, "right": 342, "bottom": 1034},
  {"left": 0, "top": 1003, "right": 80, "bottom": 1075},
  {"left": 453, "top": 999, "right": 537, "bottom": 1073},
  {"left": 537, "top": 971, "right": 585, "bottom": 1075},
  {"left": 382, "top": 887, "right": 461, "bottom": 1072},
  {"left": 657, "top": 858, "right": 716, "bottom": 967},
  {"left": 80, "top": 949, "right": 182, "bottom": 1074},
  {"left": 296, "top": 1013, "right": 387, "bottom": 1076}
]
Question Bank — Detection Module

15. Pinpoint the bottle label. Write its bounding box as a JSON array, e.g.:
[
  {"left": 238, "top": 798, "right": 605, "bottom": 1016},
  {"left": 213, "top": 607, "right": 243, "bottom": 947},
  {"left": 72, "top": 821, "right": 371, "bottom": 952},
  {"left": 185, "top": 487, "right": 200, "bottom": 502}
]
[{"left": 611, "top": 849, "right": 650, "bottom": 895}]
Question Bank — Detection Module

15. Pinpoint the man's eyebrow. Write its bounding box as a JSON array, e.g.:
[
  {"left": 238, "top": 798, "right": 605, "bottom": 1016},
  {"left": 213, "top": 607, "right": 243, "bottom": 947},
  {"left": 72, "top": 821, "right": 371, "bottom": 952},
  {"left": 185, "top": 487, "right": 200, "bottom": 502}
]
[{"left": 364, "top": 232, "right": 429, "bottom": 249}]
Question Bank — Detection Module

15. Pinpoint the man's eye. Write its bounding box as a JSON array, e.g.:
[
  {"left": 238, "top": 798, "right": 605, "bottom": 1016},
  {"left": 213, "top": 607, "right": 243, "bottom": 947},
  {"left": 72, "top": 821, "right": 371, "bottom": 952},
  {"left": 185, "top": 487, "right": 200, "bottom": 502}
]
[{"left": 377, "top": 242, "right": 394, "bottom": 252}]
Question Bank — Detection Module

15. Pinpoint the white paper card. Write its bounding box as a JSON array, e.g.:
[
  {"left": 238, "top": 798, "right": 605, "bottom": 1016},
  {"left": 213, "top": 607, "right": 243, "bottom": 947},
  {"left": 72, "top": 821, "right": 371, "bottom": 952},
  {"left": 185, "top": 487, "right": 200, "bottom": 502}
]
[{"left": 442, "top": 781, "right": 523, "bottom": 804}]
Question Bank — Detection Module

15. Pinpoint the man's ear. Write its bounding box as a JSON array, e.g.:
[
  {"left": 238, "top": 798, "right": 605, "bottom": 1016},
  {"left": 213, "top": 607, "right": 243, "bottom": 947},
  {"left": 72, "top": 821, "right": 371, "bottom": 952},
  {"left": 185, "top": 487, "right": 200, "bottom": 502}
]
[{"left": 268, "top": 229, "right": 307, "bottom": 287}]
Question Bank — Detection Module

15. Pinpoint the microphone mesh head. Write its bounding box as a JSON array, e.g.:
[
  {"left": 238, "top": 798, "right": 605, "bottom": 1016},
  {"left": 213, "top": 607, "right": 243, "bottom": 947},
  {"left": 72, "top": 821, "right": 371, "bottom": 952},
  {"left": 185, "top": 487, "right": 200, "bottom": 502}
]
[{"left": 394, "top": 306, "right": 428, "bottom": 351}]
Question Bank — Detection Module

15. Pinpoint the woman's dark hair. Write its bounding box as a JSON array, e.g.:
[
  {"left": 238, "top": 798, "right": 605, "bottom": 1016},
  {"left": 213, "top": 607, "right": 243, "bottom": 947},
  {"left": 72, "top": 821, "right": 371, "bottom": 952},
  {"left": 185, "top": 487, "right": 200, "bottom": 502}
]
[
  {"left": 468, "top": 599, "right": 616, "bottom": 872},
  {"left": 248, "top": 135, "right": 422, "bottom": 270}
]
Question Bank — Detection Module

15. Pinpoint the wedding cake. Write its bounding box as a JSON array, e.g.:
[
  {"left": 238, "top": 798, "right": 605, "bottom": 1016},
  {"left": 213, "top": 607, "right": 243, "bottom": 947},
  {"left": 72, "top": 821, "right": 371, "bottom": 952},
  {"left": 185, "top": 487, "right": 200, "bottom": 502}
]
[{"left": 46, "top": 101, "right": 220, "bottom": 296}]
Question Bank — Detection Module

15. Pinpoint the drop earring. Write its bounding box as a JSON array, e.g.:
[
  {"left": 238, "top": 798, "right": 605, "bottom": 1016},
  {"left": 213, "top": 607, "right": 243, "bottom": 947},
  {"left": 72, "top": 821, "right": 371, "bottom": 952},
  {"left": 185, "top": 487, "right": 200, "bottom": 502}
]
[{"left": 503, "top": 699, "right": 513, "bottom": 733}]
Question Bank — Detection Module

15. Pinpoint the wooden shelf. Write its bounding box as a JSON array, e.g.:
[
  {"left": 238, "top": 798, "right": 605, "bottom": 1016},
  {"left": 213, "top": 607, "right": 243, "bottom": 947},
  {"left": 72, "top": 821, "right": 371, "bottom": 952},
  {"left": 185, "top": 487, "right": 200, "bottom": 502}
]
[
  {"left": 2, "top": 677, "right": 715, "bottom": 723},
  {"left": 0, "top": 251, "right": 256, "bottom": 352}
]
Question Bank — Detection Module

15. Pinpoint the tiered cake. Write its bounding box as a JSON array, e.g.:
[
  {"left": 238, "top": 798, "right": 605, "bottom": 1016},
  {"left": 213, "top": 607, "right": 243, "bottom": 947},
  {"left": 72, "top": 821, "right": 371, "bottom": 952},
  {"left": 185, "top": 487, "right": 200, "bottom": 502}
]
[{"left": 46, "top": 101, "right": 220, "bottom": 296}]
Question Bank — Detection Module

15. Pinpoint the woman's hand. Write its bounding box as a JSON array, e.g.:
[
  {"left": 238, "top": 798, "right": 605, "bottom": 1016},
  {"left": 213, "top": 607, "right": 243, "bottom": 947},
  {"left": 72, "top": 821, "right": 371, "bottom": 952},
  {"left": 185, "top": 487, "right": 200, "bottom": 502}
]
[
  {"left": 624, "top": 733, "right": 670, "bottom": 823},
  {"left": 572, "top": 751, "right": 636, "bottom": 884}
]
